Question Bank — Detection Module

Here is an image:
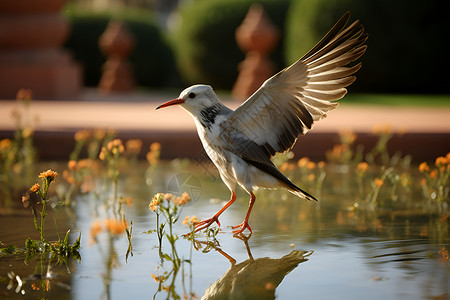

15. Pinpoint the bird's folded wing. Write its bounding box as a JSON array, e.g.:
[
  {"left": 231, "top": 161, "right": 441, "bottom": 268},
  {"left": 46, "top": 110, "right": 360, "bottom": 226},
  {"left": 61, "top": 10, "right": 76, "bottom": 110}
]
[{"left": 222, "top": 12, "right": 367, "bottom": 159}]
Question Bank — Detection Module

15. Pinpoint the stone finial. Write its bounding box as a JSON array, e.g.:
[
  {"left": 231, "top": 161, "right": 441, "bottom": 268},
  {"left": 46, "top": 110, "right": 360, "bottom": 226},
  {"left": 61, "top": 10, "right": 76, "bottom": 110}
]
[
  {"left": 232, "top": 4, "right": 280, "bottom": 100},
  {"left": 98, "top": 21, "right": 136, "bottom": 93}
]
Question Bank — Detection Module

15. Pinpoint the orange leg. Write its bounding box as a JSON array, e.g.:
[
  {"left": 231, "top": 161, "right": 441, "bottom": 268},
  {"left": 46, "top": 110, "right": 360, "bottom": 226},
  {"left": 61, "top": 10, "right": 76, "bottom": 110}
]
[
  {"left": 194, "top": 191, "right": 237, "bottom": 233},
  {"left": 231, "top": 192, "right": 255, "bottom": 235}
]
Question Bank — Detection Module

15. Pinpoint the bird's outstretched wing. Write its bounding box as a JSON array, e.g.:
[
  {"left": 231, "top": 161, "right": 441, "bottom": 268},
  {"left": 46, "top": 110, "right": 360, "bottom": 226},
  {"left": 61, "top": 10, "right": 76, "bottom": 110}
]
[{"left": 222, "top": 12, "right": 367, "bottom": 160}]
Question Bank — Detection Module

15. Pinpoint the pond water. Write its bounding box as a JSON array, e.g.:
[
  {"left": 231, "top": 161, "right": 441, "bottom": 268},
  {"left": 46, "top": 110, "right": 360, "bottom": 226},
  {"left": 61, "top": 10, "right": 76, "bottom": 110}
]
[{"left": 1, "top": 161, "right": 449, "bottom": 299}]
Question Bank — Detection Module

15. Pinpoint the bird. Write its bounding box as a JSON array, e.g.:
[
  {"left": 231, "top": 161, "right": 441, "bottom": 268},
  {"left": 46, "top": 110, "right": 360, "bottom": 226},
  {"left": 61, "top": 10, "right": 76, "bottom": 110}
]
[{"left": 156, "top": 12, "right": 367, "bottom": 235}]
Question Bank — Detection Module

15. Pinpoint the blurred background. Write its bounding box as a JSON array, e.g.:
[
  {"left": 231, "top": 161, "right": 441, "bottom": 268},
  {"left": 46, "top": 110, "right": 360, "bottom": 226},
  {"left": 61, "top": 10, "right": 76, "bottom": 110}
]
[{"left": 1, "top": 0, "right": 449, "bottom": 99}]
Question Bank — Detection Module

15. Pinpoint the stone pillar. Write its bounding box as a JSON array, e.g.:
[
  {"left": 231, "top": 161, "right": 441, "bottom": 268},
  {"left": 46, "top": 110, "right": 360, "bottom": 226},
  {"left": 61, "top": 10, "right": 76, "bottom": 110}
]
[
  {"left": 232, "top": 4, "right": 280, "bottom": 100},
  {"left": 0, "top": 0, "right": 82, "bottom": 99},
  {"left": 98, "top": 21, "right": 136, "bottom": 93}
]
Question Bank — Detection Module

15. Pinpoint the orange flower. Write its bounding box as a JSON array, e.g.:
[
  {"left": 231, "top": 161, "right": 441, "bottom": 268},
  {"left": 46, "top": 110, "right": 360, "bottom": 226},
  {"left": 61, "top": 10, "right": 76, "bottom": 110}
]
[
  {"left": 107, "top": 139, "right": 124, "bottom": 154},
  {"left": 150, "top": 142, "right": 161, "bottom": 152},
  {"left": 374, "top": 178, "right": 384, "bottom": 187},
  {"left": 68, "top": 160, "right": 77, "bottom": 170},
  {"left": 90, "top": 220, "right": 102, "bottom": 242},
  {"left": 16, "top": 88, "right": 32, "bottom": 101},
  {"left": 430, "top": 170, "right": 438, "bottom": 179},
  {"left": 39, "top": 169, "right": 58, "bottom": 181},
  {"left": 0, "top": 138, "right": 11, "bottom": 149},
  {"left": 307, "top": 161, "right": 316, "bottom": 170},
  {"left": 317, "top": 161, "right": 326, "bottom": 169},
  {"left": 74, "top": 129, "right": 91, "bottom": 141},
  {"left": 357, "top": 162, "right": 369, "bottom": 173},
  {"left": 105, "top": 218, "right": 128, "bottom": 235},
  {"left": 297, "top": 157, "right": 310, "bottom": 168},
  {"left": 419, "top": 162, "right": 429, "bottom": 173},
  {"left": 172, "top": 192, "right": 191, "bottom": 206},
  {"left": 149, "top": 193, "right": 164, "bottom": 211},
  {"left": 125, "top": 139, "right": 143, "bottom": 154},
  {"left": 99, "top": 146, "right": 107, "bottom": 160},
  {"left": 30, "top": 183, "right": 40, "bottom": 192}
]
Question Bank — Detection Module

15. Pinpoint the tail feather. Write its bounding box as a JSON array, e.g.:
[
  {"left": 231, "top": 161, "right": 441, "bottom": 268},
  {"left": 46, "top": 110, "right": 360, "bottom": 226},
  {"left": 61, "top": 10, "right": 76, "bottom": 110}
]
[{"left": 288, "top": 187, "right": 318, "bottom": 202}]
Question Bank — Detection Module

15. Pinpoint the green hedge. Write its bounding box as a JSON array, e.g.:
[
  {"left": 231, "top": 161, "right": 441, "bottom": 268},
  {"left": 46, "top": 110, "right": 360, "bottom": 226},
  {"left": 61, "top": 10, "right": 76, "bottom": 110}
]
[
  {"left": 64, "top": 8, "right": 177, "bottom": 88},
  {"left": 172, "top": 0, "right": 290, "bottom": 89},
  {"left": 285, "top": 0, "right": 449, "bottom": 93}
]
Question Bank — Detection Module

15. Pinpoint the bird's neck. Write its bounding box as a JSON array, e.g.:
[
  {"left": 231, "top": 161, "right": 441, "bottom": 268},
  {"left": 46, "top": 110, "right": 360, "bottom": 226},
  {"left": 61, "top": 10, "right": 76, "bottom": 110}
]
[{"left": 197, "top": 104, "right": 223, "bottom": 131}]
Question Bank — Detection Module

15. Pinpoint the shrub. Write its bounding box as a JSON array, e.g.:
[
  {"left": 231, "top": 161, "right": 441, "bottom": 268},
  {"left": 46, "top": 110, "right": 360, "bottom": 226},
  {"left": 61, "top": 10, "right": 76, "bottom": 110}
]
[
  {"left": 64, "top": 8, "right": 177, "bottom": 88},
  {"left": 172, "top": 0, "right": 290, "bottom": 89},
  {"left": 285, "top": 0, "right": 449, "bottom": 93}
]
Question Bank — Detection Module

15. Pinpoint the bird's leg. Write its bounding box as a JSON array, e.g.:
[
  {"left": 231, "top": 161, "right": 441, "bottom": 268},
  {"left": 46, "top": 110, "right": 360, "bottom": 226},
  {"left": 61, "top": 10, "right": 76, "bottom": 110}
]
[
  {"left": 193, "top": 191, "right": 237, "bottom": 233},
  {"left": 232, "top": 192, "right": 255, "bottom": 235}
]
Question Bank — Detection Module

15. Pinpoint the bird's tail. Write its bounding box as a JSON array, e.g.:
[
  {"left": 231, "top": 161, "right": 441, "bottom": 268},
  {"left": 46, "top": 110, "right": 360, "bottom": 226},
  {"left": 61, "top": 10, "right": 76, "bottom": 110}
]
[{"left": 288, "top": 187, "right": 318, "bottom": 202}]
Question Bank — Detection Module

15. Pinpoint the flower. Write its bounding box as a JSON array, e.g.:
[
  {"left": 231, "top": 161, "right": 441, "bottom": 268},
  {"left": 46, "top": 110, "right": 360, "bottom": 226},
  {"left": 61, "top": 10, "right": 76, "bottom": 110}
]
[
  {"left": 125, "top": 139, "right": 143, "bottom": 154},
  {"left": 39, "top": 169, "right": 58, "bottom": 182},
  {"left": 99, "top": 146, "right": 107, "bottom": 160},
  {"left": 16, "top": 88, "right": 32, "bottom": 101},
  {"left": 374, "top": 178, "right": 384, "bottom": 187},
  {"left": 74, "top": 129, "right": 91, "bottom": 141},
  {"left": 297, "top": 157, "right": 310, "bottom": 168},
  {"left": 183, "top": 216, "right": 199, "bottom": 226},
  {"left": 90, "top": 220, "right": 103, "bottom": 243},
  {"left": 149, "top": 193, "right": 164, "bottom": 211},
  {"left": 150, "top": 142, "right": 161, "bottom": 152},
  {"left": 22, "top": 194, "right": 30, "bottom": 208},
  {"left": 419, "top": 162, "right": 430, "bottom": 173},
  {"left": 430, "top": 170, "right": 438, "bottom": 179},
  {"left": 30, "top": 183, "right": 40, "bottom": 193},
  {"left": 357, "top": 162, "right": 369, "bottom": 173},
  {"left": 172, "top": 192, "right": 191, "bottom": 206},
  {"left": 317, "top": 161, "right": 326, "bottom": 169},
  {"left": 307, "top": 161, "right": 316, "bottom": 170},
  {"left": 68, "top": 160, "right": 77, "bottom": 170},
  {"left": 105, "top": 218, "right": 128, "bottom": 235},
  {"left": 0, "top": 138, "right": 11, "bottom": 150},
  {"left": 107, "top": 139, "right": 124, "bottom": 154}
]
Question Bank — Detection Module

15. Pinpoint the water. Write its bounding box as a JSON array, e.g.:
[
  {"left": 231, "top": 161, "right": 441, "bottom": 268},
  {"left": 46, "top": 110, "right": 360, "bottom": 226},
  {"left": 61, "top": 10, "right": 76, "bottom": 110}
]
[{"left": 1, "top": 161, "right": 449, "bottom": 299}]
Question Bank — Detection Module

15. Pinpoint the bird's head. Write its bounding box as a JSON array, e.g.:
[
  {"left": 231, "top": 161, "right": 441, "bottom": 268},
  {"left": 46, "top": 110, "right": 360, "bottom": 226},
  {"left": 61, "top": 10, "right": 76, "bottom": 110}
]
[{"left": 156, "top": 85, "right": 221, "bottom": 116}]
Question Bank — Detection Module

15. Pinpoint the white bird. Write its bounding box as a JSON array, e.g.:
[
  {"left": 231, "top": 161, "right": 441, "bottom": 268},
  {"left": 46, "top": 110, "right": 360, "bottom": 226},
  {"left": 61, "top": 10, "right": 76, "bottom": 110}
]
[{"left": 156, "top": 12, "right": 367, "bottom": 235}]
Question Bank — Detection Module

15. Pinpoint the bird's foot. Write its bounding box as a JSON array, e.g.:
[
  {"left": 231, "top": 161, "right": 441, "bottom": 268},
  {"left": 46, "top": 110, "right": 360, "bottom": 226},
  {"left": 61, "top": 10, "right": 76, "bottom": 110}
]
[
  {"left": 193, "top": 216, "right": 221, "bottom": 233},
  {"left": 231, "top": 221, "right": 252, "bottom": 235}
]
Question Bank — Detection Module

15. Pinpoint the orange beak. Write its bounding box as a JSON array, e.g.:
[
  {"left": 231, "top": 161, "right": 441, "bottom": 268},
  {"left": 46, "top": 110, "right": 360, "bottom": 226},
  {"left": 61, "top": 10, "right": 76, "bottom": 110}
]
[{"left": 155, "top": 98, "right": 185, "bottom": 110}]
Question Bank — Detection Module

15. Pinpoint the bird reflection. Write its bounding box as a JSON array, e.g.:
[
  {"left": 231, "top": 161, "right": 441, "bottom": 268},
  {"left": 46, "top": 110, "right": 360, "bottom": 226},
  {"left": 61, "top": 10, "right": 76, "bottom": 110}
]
[{"left": 199, "top": 235, "right": 312, "bottom": 300}]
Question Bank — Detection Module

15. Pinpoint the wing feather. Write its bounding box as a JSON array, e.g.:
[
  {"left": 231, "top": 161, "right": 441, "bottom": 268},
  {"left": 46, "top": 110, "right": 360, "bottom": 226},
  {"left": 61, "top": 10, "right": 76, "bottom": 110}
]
[{"left": 221, "top": 12, "right": 367, "bottom": 162}]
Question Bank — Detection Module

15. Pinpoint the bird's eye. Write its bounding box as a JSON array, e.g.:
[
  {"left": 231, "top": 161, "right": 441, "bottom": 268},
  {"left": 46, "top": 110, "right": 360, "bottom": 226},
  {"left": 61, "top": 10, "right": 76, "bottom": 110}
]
[{"left": 188, "top": 92, "right": 196, "bottom": 99}]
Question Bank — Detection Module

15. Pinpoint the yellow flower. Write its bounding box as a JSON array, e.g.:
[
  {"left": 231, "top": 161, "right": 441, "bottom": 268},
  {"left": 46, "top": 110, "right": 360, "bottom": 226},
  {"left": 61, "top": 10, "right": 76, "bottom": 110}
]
[
  {"left": 419, "top": 162, "right": 429, "bottom": 173},
  {"left": 30, "top": 183, "right": 40, "bottom": 192},
  {"left": 39, "top": 169, "right": 58, "bottom": 181},
  {"left": 374, "top": 178, "right": 384, "bottom": 187}
]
